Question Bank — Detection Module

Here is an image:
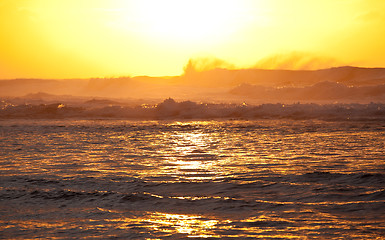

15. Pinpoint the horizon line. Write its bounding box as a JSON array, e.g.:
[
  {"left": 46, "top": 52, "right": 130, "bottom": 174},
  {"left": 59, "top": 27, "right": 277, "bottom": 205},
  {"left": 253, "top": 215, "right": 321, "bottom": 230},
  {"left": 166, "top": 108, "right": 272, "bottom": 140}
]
[{"left": 1, "top": 65, "right": 385, "bottom": 81}]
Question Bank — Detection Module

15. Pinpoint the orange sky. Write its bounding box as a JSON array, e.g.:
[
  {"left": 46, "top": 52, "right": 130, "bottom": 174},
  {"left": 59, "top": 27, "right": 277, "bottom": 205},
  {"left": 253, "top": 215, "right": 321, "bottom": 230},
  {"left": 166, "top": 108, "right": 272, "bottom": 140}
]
[{"left": 1, "top": 0, "right": 385, "bottom": 79}]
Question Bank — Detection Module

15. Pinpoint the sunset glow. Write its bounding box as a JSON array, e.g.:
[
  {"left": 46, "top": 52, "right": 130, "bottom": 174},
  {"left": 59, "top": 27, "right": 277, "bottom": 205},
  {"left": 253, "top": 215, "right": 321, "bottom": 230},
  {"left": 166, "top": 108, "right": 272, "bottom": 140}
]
[
  {"left": 127, "top": 0, "right": 252, "bottom": 42},
  {"left": 1, "top": 1, "right": 385, "bottom": 239},
  {"left": 1, "top": 0, "right": 385, "bottom": 78}
]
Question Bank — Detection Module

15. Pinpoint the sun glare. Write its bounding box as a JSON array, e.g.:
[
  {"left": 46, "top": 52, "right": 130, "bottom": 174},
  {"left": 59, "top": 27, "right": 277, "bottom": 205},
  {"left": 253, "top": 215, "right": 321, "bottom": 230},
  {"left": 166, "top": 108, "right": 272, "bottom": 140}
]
[
  {"left": 129, "top": 0, "right": 251, "bottom": 44},
  {"left": 3, "top": 0, "right": 385, "bottom": 78}
]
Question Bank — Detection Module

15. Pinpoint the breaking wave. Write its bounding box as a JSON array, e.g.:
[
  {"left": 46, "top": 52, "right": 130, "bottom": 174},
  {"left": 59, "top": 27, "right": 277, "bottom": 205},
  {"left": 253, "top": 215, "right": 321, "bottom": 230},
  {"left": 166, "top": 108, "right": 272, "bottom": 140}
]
[{"left": 1, "top": 98, "right": 385, "bottom": 120}]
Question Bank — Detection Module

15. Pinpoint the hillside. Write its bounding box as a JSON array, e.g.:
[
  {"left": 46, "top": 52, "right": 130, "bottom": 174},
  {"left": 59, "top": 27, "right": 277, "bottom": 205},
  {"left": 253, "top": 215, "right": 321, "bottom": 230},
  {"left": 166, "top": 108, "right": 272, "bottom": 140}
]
[{"left": 1, "top": 66, "right": 385, "bottom": 102}]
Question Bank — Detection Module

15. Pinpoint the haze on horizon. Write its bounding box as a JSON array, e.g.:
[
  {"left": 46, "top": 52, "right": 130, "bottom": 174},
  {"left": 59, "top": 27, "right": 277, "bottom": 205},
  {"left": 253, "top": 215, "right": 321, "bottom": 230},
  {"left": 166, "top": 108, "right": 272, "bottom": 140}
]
[{"left": 1, "top": 0, "right": 385, "bottom": 79}]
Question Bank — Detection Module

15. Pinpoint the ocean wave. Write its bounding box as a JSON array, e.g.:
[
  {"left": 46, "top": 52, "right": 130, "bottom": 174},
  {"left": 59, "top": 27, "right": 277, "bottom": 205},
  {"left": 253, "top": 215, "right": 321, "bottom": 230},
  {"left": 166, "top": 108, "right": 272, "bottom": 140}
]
[
  {"left": 230, "top": 81, "right": 385, "bottom": 101},
  {"left": 1, "top": 98, "right": 385, "bottom": 120}
]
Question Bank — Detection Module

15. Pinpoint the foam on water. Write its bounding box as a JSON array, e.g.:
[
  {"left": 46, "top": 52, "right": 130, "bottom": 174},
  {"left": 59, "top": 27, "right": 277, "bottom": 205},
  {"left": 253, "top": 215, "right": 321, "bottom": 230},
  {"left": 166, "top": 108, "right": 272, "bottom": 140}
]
[{"left": 1, "top": 98, "right": 385, "bottom": 120}]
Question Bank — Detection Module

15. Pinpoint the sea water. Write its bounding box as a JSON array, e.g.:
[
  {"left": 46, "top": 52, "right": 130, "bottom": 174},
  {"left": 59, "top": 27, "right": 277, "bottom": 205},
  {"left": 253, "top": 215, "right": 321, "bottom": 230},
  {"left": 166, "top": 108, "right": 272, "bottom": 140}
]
[{"left": 0, "top": 119, "right": 384, "bottom": 239}]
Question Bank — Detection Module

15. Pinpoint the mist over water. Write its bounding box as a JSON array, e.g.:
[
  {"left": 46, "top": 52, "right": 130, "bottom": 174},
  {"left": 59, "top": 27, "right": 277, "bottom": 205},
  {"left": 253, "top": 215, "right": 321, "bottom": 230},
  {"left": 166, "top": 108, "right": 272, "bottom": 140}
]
[{"left": 1, "top": 64, "right": 385, "bottom": 102}]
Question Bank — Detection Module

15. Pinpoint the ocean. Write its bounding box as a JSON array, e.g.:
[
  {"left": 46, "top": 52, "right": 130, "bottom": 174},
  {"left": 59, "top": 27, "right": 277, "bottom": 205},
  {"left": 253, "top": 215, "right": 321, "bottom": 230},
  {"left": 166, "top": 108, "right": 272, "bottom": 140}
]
[{"left": 0, "top": 118, "right": 384, "bottom": 239}]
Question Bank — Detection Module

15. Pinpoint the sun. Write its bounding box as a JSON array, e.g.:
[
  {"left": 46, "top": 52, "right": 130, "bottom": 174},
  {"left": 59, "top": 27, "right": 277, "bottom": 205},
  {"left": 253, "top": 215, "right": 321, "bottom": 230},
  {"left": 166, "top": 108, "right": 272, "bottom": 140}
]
[
  {"left": 128, "top": 0, "right": 250, "bottom": 44},
  {"left": 13, "top": 0, "right": 267, "bottom": 77}
]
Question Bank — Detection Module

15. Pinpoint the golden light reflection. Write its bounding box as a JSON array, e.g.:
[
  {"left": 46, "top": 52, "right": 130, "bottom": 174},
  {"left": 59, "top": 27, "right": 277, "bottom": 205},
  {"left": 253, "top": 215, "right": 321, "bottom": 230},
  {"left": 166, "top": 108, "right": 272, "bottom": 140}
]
[
  {"left": 163, "top": 125, "right": 221, "bottom": 181},
  {"left": 145, "top": 212, "right": 218, "bottom": 236},
  {"left": 2, "top": 120, "right": 385, "bottom": 239},
  {"left": 2, "top": 209, "right": 382, "bottom": 239},
  {"left": 99, "top": 211, "right": 223, "bottom": 238}
]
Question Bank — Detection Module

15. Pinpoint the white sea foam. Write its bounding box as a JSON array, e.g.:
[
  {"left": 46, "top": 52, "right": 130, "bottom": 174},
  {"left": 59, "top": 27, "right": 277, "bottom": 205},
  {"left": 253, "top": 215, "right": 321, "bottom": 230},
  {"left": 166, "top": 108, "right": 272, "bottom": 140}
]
[{"left": 1, "top": 98, "right": 385, "bottom": 120}]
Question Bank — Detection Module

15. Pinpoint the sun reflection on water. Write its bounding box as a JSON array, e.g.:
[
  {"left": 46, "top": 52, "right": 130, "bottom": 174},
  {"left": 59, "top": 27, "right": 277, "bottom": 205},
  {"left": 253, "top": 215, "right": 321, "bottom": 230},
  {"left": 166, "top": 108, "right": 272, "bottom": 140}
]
[
  {"left": 2, "top": 120, "right": 385, "bottom": 238},
  {"left": 161, "top": 124, "right": 222, "bottom": 181},
  {"left": 144, "top": 212, "right": 219, "bottom": 237},
  {"left": 96, "top": 210, "right": 225, "bottom": 238}
]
